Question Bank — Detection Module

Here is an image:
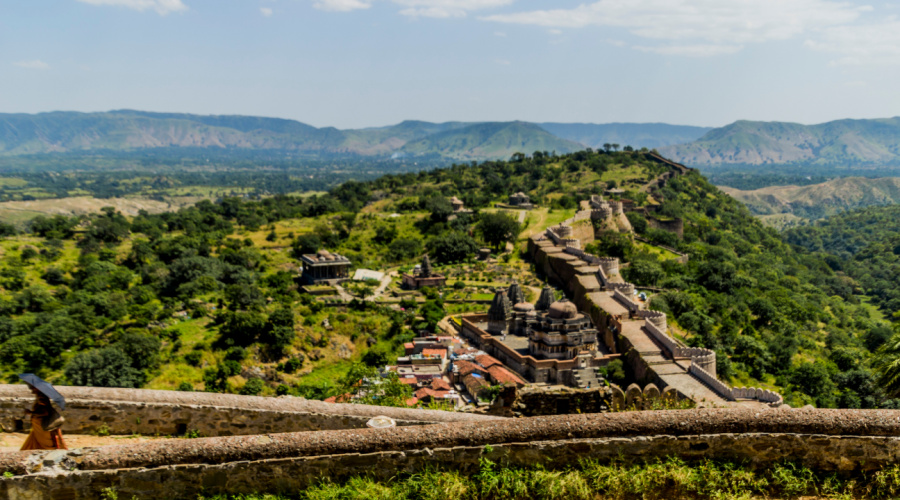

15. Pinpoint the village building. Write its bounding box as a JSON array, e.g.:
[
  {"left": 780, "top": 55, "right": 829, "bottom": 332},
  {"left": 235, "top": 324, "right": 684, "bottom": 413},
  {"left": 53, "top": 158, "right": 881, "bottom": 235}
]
[
  {"left": 449, "top": 196, "right": 472, "bottom": 214},
  {"left": 508, "top": 191, "right": 534, "bottom": 209},
  {"left": 402, "top": 255, "right": 446, "bottom": 290},
  {"left": 299, "top": 250, "right": 351, "bottom": 285}
]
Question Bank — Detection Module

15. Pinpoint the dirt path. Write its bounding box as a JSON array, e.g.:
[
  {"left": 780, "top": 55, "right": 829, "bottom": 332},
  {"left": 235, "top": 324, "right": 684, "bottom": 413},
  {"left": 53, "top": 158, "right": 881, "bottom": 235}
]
[{"left": 0, "top": 432, "right": 169, "bottom": 453}]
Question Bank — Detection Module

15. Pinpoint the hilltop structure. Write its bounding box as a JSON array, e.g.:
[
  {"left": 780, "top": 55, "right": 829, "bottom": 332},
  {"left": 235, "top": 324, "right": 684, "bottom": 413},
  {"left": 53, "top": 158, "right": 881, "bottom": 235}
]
[
  {"left": 300, "top": 250, "right": 351, "bottom": 285},
  {"left": 449, "top": 196, "right": 472, "bottom": 214},
  {"left": 402, "top": 255, "right": 446, "bottom": 290},
  {"left": 508, "top": 192, "right": 534, "bottom": 209}
]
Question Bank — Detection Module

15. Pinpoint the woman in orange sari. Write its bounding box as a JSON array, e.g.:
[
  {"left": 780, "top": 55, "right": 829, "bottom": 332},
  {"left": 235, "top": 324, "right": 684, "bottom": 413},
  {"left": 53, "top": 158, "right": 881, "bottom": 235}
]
[{"left": 20, "top": 385, "right": 67, "bottom": 451}]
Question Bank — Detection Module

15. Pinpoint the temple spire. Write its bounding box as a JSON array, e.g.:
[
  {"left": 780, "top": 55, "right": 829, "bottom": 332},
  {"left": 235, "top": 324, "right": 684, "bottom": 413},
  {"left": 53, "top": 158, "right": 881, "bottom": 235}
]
[
  {"left": 535, "top": 286, "right": 555, "bottom": 311},
  {"left": 421, "top": 255, "right": 433, "bottom": 278}
]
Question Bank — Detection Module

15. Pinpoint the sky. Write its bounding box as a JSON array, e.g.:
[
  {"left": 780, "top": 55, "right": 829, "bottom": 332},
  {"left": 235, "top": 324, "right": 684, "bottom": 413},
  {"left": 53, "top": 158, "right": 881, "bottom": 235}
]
[{"left": 3, "top": 0, "right": 900, "bottom": 129}]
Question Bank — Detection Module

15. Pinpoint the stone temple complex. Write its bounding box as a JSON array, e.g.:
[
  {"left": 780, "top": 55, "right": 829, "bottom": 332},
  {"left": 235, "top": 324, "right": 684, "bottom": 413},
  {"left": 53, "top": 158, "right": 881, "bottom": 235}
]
[
  {"left": 300, "top": 249, "right": 351, "bottom": 285},
  {"left": 463, "top": 283, "right": 612, "bottom": 387},
  {"left": 402, "top": 255, "right": 446, "bottom": 290}
]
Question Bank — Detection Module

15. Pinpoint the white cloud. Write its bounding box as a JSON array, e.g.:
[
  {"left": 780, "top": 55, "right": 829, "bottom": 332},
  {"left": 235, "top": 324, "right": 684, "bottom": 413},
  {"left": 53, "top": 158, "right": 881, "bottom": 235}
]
[
  {"left": 481, "top": 0, "right": 869, "bottom": 56},
  {"left": 494, "top": 31, "right": 506, "bottom": 37},
  {"left": 394, "top": 0, "right": 513, "bottom": 18},
  {"left": 260, "top": 6, "right": 273, "bottom": 16},
  {"left": 14, "top": 60, "right": 50, "bottom": 70},
  {"left": 495, "top": 58, "right": 511, "bottom": 65},
  {"left": 806, "top": 19, "right": 900, "bottom": 65},
  {"left": 313, "top": 0, "right": 372, "bottom": 11},
  {"left": 547, "top": 28, "right": 562, "bottom": 35},
  {"left": 77, "top": 0, "right": 187, "bottom": 15}
]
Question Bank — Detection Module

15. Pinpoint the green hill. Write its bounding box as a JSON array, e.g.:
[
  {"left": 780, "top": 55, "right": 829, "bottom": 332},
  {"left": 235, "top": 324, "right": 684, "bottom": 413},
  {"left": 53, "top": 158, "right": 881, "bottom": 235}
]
[
  {"left": 399, "top": 121, "right": 583, "bottom": 160},
  {"left": 0, "top": 149, "right": 889, "bottom": 410},
  {"left": 662, "top": 117, "right": 900, "bottom": 168},
  {"left": 539, "top": 122, "right": 711, "bottom": 150}
]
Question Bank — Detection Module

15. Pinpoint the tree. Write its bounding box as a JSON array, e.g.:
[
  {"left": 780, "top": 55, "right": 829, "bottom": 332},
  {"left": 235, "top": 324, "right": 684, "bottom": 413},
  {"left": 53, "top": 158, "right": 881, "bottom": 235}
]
[
  {"left": 478, "top": 212, "right": 521, "bottom": 250},
  {"left": 426, "top": 231, "right": 478, "bottom": 263},
  {"left": 65, "top": 347, "right": 144, "bottom": 388},
  {"left": 219, "top": 310, "right": 267, "bottom": 346},
  {"left": 425, "top": 196, "right": 453, "bottom": 224},
  {"left": 291, "top": 233, "right": 321, "bottom": 258},
  {"left": 387, "top": 238, "right": 422, "bottom": 262}
]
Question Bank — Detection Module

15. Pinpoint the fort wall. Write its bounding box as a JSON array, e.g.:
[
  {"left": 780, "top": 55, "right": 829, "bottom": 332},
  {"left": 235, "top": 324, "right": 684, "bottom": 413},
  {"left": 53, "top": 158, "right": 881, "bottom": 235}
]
[
  {"left": 2, "top": 409, "right": 897, "bottom": 499},
  {"left": 0, "top": 385, "right": 499, "bottom": 437}
]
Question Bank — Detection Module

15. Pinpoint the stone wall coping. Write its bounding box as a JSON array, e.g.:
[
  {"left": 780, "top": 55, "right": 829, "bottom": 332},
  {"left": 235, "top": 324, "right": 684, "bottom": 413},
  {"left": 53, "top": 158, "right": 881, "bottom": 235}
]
[
  {"left": 4, "top": 408, "right": 900, "bottom": 475},
  {"left": 0, "top": 385, "right": 500, "bottom": 423}
]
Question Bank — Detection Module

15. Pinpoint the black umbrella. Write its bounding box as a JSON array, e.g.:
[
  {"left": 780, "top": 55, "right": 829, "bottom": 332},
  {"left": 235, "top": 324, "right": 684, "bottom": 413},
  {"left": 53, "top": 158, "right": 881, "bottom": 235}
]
[{"left": 17, "top": 373, "right": 65, "bottom": 410}]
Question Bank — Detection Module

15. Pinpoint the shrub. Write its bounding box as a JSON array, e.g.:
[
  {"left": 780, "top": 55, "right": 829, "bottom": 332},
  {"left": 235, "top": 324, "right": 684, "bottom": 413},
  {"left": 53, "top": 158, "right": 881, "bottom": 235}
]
[{"left": 239, "top": 377, "right": 265, "bottom": 396}]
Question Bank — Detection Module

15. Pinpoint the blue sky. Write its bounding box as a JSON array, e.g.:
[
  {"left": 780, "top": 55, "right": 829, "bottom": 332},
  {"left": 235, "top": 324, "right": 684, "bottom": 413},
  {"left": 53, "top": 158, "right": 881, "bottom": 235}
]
[{"left": 3, "top": 0, "right": 900, "bottom": 128}]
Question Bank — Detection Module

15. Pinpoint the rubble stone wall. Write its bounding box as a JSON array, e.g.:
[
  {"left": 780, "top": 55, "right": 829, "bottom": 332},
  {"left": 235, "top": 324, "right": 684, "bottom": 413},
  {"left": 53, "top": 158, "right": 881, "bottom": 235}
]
[
  {"left": 0, "top": 385, "right": 499, "bottom": 437},
  {"left": 3, "top": 409, "right": 899, "bottom": 499}
]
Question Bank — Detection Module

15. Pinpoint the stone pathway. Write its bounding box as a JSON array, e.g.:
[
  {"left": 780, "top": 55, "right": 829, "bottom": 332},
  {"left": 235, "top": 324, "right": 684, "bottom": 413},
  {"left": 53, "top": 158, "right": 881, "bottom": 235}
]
[
  {"left": 365, "top": 271, "right": 396, "bottom": 302},
  {"left": 0, "top": 433, "right": 167, "bottom": 453}
]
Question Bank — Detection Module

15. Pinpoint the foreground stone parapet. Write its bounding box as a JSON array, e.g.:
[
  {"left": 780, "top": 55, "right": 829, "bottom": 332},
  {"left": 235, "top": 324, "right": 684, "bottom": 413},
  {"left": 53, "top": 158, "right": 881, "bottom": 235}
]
[
  {"left": 3, "top": 408, "right": 900, "bottom": 499},
  {"left": 4, "top": 408, "right": 900, "bottom": 499},
  {"left": 0, "top": 385, "right": 501, "bottom": 437}
]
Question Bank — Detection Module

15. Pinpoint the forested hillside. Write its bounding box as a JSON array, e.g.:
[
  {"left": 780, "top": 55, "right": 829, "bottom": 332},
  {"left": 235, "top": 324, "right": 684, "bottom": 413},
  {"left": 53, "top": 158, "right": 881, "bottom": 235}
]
[
  {"left": 784, "top": 206, "right": 900, "bottom": 318},
  {"left": 0, "top": 149, "right": 889, "bottom": 408}
]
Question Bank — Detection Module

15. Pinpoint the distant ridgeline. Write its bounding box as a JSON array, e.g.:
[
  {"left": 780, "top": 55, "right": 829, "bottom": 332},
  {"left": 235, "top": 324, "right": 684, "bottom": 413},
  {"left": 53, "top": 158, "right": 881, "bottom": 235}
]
[
  {"left": 0, "top": 111, "right": 708, "bottom": 168},
  {"left": 662, "top": 117, "right": 900, "bottom": 177}
]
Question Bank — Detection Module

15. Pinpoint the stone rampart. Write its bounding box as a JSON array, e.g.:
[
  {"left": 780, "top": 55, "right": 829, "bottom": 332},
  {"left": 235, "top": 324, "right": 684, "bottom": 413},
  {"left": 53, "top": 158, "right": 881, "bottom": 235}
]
[
  {"left": 613, "top": 289, "right": 639, "bottom": 312},
  {"left": 636, "top": 310, "right": 667, "bottom": 331},
  {"left": 0, "top": 385, "right": 499, "bottom": 437},
  {"left": 1, "top": 409, "right": 897, "bottom": 499}
]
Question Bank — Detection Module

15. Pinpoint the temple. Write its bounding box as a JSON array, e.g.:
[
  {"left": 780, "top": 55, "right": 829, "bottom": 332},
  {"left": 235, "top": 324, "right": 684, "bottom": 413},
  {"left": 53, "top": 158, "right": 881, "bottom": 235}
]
[
  {"left": 402, "top": 255, "right": 447, "bottom": 290},
  {"left": 508, "top": 192, "right": 534, "bottom": 209},
  {"left": 300, "top": 250, "right": 351, "bottom": 285}
]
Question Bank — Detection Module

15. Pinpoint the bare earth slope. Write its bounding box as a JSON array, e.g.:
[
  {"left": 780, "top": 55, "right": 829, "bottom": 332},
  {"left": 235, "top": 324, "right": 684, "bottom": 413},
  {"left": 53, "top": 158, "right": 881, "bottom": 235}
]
[{"left": 719, "top": 177, "right": 900, "bottom": 220}]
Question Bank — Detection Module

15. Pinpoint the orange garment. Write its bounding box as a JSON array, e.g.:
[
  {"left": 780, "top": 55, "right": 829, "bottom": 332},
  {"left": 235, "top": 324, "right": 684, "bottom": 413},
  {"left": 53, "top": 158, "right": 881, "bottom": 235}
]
[{"left": 20, "top": 398, "right": 66, "bottom": 451}]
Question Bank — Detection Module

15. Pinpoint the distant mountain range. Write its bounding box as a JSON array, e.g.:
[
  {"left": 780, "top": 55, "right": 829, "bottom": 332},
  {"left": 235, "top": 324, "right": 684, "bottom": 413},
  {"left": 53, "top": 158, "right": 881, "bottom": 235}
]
[
  {"left": 662, "top": 118, "right": 900, "bottom": 168},
  {"left": 8, "top": 111, "right": 900, "bottom": 171},
  {"left": 0, "top": 110, "right": 708, "bottom": 162}
]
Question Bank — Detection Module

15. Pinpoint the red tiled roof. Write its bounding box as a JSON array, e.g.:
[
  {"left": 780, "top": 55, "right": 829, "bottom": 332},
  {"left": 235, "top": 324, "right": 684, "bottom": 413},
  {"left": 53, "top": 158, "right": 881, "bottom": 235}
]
[
  {"left": 414, "top": 388, "right": 452, "bottom": 400},
  {"left": 423, "top": 348, "right": 448, "bottom": 358},
  {"left": 404, "top": 342, "right": 415, "bottom": 349},
  {"left": 430, "top": 378, "right": 452, "bottom": 391},
  {"left": 455, "top": 360, "right": 487, "bottom": 377},
  {"left": 324, "top": 393, "right": 352, "bottom": 403},
  {"left": 399, "top": 377, "right": 419, "bottom": 386},
  {"left": 475, "top": 354, "right": 503, "bottom": 369},
  {"left": 406, "top": 397, "right": 419, "bottom": 406},
  {"left": 487, "top": 365, "right": 526, "bottom": 386}
]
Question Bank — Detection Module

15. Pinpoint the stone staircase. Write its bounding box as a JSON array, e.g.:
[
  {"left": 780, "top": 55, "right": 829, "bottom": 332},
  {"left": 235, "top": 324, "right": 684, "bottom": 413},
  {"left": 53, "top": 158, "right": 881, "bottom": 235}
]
[{"left": 573, "top": 368, "right": 603, "bottom": 389}]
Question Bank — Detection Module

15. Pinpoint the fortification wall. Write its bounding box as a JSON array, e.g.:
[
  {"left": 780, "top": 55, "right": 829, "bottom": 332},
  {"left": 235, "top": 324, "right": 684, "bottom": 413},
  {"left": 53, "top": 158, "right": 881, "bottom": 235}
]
[
  {"left": 0, "top": 386, "right": 499, "bottom": 437},
  {"left": 647, "top": 216, "right": 684, "bottom": 238},
  {"left": 2, "top": 409, "right": 897, "bottom": 499}
]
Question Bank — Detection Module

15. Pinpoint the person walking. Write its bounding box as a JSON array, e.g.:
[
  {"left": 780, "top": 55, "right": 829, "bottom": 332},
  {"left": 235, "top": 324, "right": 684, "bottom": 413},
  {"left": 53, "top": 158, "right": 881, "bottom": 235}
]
[{"left": 18, "top": 374, "right": 67, "bottom": 451}]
